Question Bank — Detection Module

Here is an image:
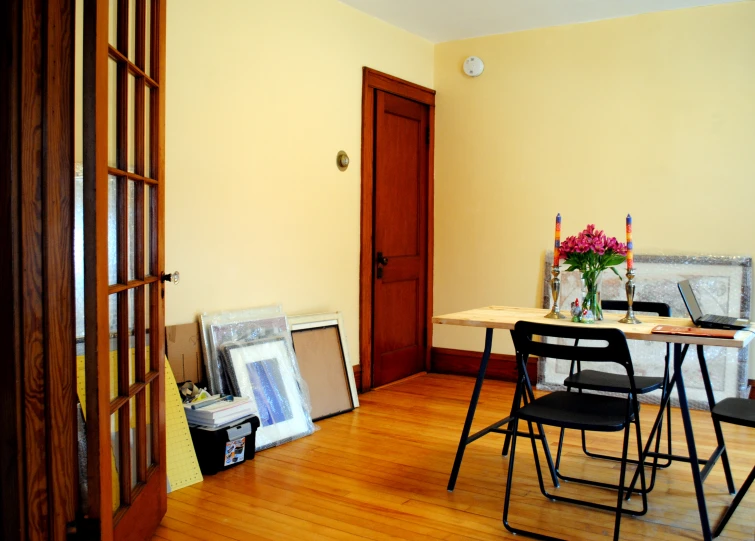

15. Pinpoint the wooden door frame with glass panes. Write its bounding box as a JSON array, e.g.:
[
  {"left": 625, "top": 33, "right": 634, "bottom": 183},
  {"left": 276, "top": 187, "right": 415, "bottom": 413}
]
[{"left": 83, "top": 1, "right": 167, "bottom": 539}]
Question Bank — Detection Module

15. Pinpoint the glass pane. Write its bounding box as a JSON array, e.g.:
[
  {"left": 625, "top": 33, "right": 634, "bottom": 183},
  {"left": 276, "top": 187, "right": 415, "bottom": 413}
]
[
  {"left": 145, "top": 0, "right": 152, "bottom": 77},
  {"left": 145, "top": 283, "right": 151, "bottom": 373},
  {"left": 128, "top": 288, "right": 136, "bottom": 386},
  {"left": 127, "top": 180, "right": 135, "bottom": 281},
  {"left": 109, "top": 294, "right": 118, "bottom": 400},
  {"left": 128, "top": 0, "right": 137, "bottom": 62},
  {"left": 108, "top": 0, "right": 117, "bottom": 47},
  {"left": 144, "top": 86, "right": 151, "bottom": 179},
  {"left": 108, "top": 59, "right": 117, "bottom": 168},
  {"left": 75, "top": 173, "right": 85, "bottom": 344},
  {"left": 144, "top": 185, "right": 151, "bottom": 276},
  {"left": 107, "top": 175, "right": 117, "bottom": 284},
  {"left": 127, "top": 74, "right": 135, "bottom": 173},
  {"left": 146, "top": 383, "right": 153, "bottom": 467},
  {"left": 111, "top": 411, "right": 121, "bottom": 514},
  {"left": 129, "top": 397, "right": 138, "bottom": 489}
]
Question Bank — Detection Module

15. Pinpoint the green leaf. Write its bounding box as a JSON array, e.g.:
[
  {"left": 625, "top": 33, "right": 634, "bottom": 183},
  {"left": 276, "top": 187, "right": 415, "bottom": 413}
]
[{"left": 610, "top": 266, "right": 623, "bottom": 280}]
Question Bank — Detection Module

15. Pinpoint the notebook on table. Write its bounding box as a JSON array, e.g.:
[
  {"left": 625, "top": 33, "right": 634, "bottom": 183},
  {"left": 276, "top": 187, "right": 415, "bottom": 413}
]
[
  {"left": 651, "top": 325, "right": 738, "bottom": 339},
  {"left": 677, "top": 280, "right": 750, "bottom": 330}
]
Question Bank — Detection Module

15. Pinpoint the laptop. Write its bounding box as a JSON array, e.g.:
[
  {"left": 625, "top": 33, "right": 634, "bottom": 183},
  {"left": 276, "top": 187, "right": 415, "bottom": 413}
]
[{"left": 677, "top": 280, "right": 750, "bottom": 330}]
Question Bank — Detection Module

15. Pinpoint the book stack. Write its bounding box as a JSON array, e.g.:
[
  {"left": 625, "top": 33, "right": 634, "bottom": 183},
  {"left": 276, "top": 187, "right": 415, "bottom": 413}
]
[{"left": 184, "top": 396, "right": 256, "bottom": 428}]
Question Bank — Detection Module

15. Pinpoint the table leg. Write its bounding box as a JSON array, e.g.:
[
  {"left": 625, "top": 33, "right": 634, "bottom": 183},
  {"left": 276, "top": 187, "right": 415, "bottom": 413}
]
[
  {"left": 447, "top": 328, "right": 493, "bottom": 492},
  {"left": 675, "top": 345, "right": 713, "bottom": 541},
  {"left": 696, "top": 345, "right": 736, "bottom": 494},
  {"left": 626, "top": 344, "right": 686, "bottom": 496}
]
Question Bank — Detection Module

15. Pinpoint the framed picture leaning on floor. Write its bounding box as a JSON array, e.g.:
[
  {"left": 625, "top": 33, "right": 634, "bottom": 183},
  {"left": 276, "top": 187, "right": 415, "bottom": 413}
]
[{"left": 220, "top": 336, "right": 314, "bottom": 450}]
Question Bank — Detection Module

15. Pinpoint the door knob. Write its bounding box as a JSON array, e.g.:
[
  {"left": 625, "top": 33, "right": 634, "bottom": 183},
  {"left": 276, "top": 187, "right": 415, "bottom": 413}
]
[
  {"left": 162, "top": 271, "right": 180, "bottom": 284},
  {"left": 376, "top": 252, "right": 388, "bottom": 266}
]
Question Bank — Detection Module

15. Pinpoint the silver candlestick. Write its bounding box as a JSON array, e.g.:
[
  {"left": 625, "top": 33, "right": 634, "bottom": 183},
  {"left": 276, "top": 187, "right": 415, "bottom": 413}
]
[
  {"left": 618, "top": 268, "right": 642, "bottom": 324},
  {"left": 545, "top": 266, "right": 566, "bottom": 319}
]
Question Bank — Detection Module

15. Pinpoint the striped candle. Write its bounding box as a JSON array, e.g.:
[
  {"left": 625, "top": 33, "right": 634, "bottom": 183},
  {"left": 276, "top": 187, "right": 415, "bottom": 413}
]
[
  {"left": 626, "top": 214, "right": 633, "bottom": 270},
  {"left": 553, "top": 213, "right": 561, "bottom": 267}
]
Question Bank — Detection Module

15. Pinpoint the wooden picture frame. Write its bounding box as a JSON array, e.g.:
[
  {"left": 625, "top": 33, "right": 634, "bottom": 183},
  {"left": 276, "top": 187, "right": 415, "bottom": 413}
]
[{"left": 289, "top": 313, "right": 360, "bottom": 420}]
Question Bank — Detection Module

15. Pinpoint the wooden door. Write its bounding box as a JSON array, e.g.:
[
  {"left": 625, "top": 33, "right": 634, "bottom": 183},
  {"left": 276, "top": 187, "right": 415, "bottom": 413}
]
[
  {"left": 371, "top": 90, "right": 430, "bottom": 387},
  {"left": 83, "top": 1, "right": 167, "bottom": 539}
]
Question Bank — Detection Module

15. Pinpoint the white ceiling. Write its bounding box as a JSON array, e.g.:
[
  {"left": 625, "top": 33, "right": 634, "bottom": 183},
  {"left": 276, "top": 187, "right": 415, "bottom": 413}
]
[{"left": 338, "top": 0, "right": 744, "bottom": 43}]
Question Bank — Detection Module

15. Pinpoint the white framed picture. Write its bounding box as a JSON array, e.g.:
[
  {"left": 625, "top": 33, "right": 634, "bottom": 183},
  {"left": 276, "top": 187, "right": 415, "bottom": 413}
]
[{"left": 221, "top": 337, "right": 313, "bottom": 450}]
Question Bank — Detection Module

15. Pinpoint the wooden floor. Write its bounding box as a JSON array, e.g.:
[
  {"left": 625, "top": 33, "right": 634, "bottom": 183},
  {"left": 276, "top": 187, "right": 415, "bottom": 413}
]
[{"left": 153, "top": 374, "right": 755, "bottom": 540}]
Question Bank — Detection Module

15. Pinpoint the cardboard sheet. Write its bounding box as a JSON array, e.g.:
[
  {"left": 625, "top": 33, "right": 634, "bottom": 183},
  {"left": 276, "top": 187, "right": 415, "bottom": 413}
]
[{"left": 166, "top": 322, "right": 205, "bottom": 385}]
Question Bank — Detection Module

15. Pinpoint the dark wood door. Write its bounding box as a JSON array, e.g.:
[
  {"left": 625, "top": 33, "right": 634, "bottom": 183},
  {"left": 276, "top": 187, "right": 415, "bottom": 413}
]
[
  {"left": 83, "top": 1, "right": 167, "bottom": 539},
  {"left": 372, "top": 90, "right": 429, "bottom": 387}
]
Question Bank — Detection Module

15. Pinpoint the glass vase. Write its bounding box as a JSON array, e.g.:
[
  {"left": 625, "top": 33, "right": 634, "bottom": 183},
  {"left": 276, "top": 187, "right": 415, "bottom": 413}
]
[{"left": 581, "top": 272, "right": 603, "bottom": 321}]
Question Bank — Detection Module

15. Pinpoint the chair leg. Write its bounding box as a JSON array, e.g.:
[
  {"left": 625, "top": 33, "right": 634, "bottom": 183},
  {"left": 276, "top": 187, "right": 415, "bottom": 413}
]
[
  {"left": 713, "top": 465, "right": 755, "bottom": 538},
  {"left": 554, "top": 419, "right": 652, "bottom": 496},
  {"left": 527, "top": 421, "right": 548, "bottom": 497},
  {"left": 580, "top": 399, "right": 672, "bottom": 472},
  {"left": 501, "top": 379, "right": 523, "bottom": 457},
  {"left": 555, "top": 427, "right": 566, "bottom": 472},
  {"left": 613, "top": 422, "right": 632, "bottom": 541},
  {"left": 503, "top": 418, "right": 561, "bottom": 541},
  {"left": 632, "top": 405, "right": 649, "bottom": 516},
  {"left": 502, "top": 417, "right": 518, "bottom": 533}
]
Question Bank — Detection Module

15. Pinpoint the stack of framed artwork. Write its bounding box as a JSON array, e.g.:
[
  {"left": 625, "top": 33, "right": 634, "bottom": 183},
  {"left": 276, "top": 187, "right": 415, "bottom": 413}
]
[{"left": 200, "top": 306, "right": 314, "bottom": 450}]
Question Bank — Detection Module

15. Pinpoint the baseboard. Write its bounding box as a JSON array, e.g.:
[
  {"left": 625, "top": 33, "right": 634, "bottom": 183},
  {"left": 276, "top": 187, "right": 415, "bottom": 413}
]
[
  {"left": 430, "top": 347, "right": 537, "bottom": 383},
  {"left": 353, "top": 364, "right": 362, "bottom": 394}
]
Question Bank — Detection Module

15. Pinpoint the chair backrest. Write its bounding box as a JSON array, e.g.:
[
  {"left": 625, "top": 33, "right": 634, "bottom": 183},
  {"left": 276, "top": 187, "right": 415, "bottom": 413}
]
[
  {"left": 511, "top": 321, "right": 635, "bottom": 378},
  {"left": 602, "top": 300, "right": 671, "bottom": 318}
]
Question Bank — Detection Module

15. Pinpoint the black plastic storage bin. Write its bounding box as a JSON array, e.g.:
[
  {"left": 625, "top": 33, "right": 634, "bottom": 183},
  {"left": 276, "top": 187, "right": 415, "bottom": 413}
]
[{"left": 189, "top": 415, "right": 260, "bottom": 475}]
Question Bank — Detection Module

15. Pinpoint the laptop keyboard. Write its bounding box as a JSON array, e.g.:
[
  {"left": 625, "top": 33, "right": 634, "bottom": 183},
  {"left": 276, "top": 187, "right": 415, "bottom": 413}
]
[{"left": 705, "top": 314, "right": 740, "bottom": 325}]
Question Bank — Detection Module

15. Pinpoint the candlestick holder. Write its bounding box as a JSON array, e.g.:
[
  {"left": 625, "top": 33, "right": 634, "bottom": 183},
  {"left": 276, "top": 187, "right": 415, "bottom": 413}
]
[
  {"left": 545, "top": 266, "right": 567, "bottom": 319},
  {"left": 618, "top": 268, "right": 642, "bottom": 324}
]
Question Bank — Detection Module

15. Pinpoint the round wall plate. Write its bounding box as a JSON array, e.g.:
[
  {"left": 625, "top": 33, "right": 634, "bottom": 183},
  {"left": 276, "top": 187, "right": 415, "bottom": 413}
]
[{"left": 463, "top": 56, "right": 484, "bottom": 77}]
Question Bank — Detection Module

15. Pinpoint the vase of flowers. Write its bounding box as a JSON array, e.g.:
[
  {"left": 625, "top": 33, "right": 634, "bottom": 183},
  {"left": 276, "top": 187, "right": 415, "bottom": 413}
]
[{"left": 559, "top": 224, "right": 627, "bottom": 322}]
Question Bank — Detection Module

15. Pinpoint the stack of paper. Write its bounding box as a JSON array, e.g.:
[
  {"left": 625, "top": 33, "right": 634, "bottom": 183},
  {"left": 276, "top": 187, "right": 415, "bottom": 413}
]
[{"left": 184, "top": 396, "right": 256, "bottom": 428}]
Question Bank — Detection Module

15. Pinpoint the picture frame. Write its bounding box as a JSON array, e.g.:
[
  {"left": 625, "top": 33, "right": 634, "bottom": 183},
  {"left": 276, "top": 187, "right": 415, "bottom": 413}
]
[
  {"left": 289, "top": 312, "right": 359, "bottom": 420},
  {"left": 541, "top": 253, "right": 752, "bottom": 408},
  {"left": 219, "top": 336, "right": 313, "bottom": 450}
]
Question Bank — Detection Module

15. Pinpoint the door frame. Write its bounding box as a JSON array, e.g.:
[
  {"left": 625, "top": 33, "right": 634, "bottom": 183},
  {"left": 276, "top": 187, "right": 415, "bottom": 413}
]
[
  {"left": 0, "top": 0, "right": 78, "bottom": 538},
  {"left": 359, "top": 68, "right": 436, "bottom": 392}
]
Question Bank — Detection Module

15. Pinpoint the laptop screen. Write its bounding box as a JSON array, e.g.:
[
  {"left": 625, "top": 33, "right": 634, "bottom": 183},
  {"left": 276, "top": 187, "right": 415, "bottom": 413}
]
[{"left": 678, "top": 280, "right": 704, "bottom": 323}]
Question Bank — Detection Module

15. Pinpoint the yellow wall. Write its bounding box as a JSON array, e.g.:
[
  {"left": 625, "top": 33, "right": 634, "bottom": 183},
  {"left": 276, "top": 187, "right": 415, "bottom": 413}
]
[
  {"left": 433, "top": 2, "right": 755, "bottom": 357},
  {"left": 165, "top": 0, "right": 434, "bottom": 365}
]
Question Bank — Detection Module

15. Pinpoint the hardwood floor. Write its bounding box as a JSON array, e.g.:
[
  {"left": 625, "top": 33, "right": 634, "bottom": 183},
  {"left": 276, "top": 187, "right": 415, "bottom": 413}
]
[{"left": 153, "top": 374, "right": 755, "bottom": 540}]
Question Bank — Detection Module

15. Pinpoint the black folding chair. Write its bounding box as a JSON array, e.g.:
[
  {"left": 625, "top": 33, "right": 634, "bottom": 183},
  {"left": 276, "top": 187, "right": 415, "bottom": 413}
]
[
  {"left": 710, "top": 397, "right": 755, "bottom": 537},
  {"left": 555, "top": 301, "right": 673, "bottom": 494},
  {"left": 504, "top": 322, "right": 647, "bottom": 541}
]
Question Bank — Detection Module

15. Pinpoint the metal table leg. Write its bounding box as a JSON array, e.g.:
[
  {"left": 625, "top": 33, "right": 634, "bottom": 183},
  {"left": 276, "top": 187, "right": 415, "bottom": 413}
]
[
  {"left": 675, "top": 345, "right": 713, "bottom": 541},
  {"left": 447, "top": 327, "right": 559, "bottom": 491},
  {"left": 696, "top": 345, "right": 736, "bottom": 494},
  {"left": 447, "top": 328, "right": 494, "bottom": 491}
]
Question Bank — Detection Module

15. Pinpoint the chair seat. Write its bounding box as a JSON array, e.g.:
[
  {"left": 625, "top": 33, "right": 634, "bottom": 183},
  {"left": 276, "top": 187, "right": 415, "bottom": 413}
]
[
  {"left": 712, "top": 398, "right": 755, "bottom": 429},
  {"left": 564, "top": 369, "right": 663, "bottom": 394},
  {"left": 517, "top": 391, "right": 634, "bottom": 432}
]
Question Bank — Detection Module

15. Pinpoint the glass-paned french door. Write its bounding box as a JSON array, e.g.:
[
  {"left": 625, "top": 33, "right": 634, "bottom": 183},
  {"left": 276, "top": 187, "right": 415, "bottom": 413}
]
[{"left": 83, "top": 0, "right": 167, "bottom": 538}]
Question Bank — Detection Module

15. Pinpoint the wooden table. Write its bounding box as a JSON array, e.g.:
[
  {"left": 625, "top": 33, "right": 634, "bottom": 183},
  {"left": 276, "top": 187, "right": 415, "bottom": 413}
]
[{"left": 433, "top": 305, "right": 754, "bottom": 541}]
